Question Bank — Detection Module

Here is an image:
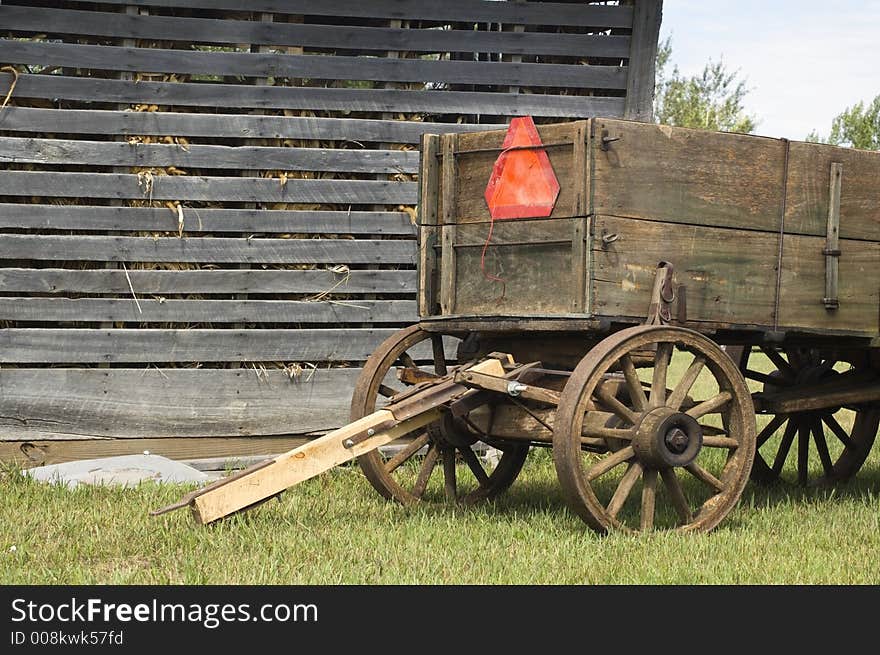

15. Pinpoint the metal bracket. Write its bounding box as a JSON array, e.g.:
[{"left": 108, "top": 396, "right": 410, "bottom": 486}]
[
  {"left": 599, "top": 129, "right": 620, "bottom": 151},
  {"left": 646, "top": 261, "right": 676, "bottom": 325}
]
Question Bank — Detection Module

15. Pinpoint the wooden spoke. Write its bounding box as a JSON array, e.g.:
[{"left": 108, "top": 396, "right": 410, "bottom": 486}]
[
  {"left": 640, "top": 469, "right": 658, "bottom": 531},
  {"left": 586, "top": 446, "right": 635, "bottom": 482},
  {"left": 686, "top": 391, "right": 732, "bottom": 419},
  {"left": 606, "top": 461, "right": 643, "bottom": 520},
  {"left": 811, "top": 419, "right": 834, "bottom": 478},
  {"left": 660, "top": 468, "right": 693, "bottom": 524},
  {"left": 581, "top": 436, "right": 609, "bottom": 449},
  {"left": 771, "top": 419, "right": 798, "bottom": 476},
  {"left": 756, "top": 414, "right": 787, "bottom": 448},
  {"left": 797, "top": 421, "right": 810, "bottom": 486},
  {"left": 620, "top": 354, "right": 648, "bottom": 411},
  {"left": 823, "top": 413, "right": 855, "bottom": 449},
  {"left": 378, "top": 383, "right": 398, "bottom": 398},
  {"left": 398, "top": 352, "right": 417, "bottom": 370},
  {"left": 699, "top": 424, "right": 728, "bottom": 436},
  {"left": 685, "top": 462, "right": 724, "bottom": 493},
  {"left": 431, "top": 334, "right": 448, "bottom": 376},
  {"left": 702, "top": 435, "right": 739, "bottom": 449},
  {"left": 743, "top": 369, "right": 792, "bottom": 387},
  {"left": 595, "top": 380, "right": 639, "bottom": 425},
  {"left": 384, "top": 433, "right": 430, "bottom": 473},
  {"left": 442, "top": 447, "right": 457, "bottom": 501},
  {"left": 667, "top": 354, "right": 706, "bottom": 410},
  {"left": 581, "top": 426, "right": 635, "bottom": 441},
  {"left": 649, "top": 342, "right": 673, "bottom": 407},
  {"left": 411, "top": 444, "right": 440, "bottom": 498},
  {"left": 458, "top": 446, "right": 490, "bottom": 486},
  {"left": 759, "top": 346, "right": 796, "bottom": 378}
]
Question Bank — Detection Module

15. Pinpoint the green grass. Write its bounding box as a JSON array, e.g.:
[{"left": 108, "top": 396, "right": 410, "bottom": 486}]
[{"left": 1, "top": 445, "right": 878, "bottom": 585}]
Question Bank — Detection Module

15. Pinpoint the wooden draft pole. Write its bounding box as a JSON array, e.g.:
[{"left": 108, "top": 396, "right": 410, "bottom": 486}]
[{"left": 152, "top": 356, "right": 509, "bottom": 524}]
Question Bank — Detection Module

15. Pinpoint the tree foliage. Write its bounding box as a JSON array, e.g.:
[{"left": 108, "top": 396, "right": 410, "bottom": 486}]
[
  {"left": 654, "top": 37, "right": 757, "bottom": 133},
  {"left": 807, "top": 95, "right": 880, "bottom": 150}
]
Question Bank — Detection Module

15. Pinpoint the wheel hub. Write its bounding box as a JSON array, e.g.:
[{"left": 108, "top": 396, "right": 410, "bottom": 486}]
[{"left": 632, "top": 407, "right": 703, "bottom": 469}]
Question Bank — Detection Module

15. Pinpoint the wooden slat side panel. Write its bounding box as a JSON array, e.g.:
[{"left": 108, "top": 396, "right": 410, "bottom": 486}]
[
  {"left": 4, "top": 74, "right": 626, "bottom": 119},
  {"left": 0, "top": 6, "right": 632, "bottom": 58},
  {"left": 0, "top": 367, "right": 360, "bottom": 439},
  {"left": 591, "top": 215, "right": 778, "bottom": 327},
  {"left": 0, "top": 268, "right": 417, "bottom": 295},
  {"left": 592, "top": 119, "right": 786, "bottom": 233},
  {"left": 777, "top": 235, "right": 879, "bottom": 336},
  {"left": 623, "top": 0, "right": 662, "bottom": 122},
  {"left": 0, "top": 40, "right": 629, "bottom": 89},
  {"left": 0, "top": 235, "right": 416, "bottom": 264},
  {"left": 0, "top": 137, "right": 420, "bottom": 174},
  {"left": 785, "top": 141, "right": 880, "bottom": 241},
  {"left": 0, "top": 298, "right": 418, "bottom": 324},
  {"left": 0, "top": 205, "right": 417, "bottom": 235},
  {"left": 53, "top": 0, "right": 635, "bottom": 28},
  {"left": 0, "top": 171, "right": 416, "bottom": 204},
  {"left": 452, "top": 122, "right": 581, "bottom": 224}
]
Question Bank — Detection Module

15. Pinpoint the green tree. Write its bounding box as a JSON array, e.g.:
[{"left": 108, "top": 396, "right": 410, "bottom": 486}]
[
  {"left": 807, "top": 95, "right": 880, "bottom": 150},
  {"left": 654, "top": 37, "right": 757, "bottom": 133}
]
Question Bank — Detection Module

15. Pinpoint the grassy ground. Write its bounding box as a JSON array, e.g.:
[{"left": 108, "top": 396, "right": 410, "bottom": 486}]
[{"left": 1, "top": 446, "right": 878, "bottom": 585}]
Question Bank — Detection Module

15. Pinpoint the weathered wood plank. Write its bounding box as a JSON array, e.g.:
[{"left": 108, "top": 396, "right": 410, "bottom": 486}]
[
  {"left": 452, "top": 122, "right": 580, "bottom": 223},
  {"left": 591, "top": 216, "right": 778, "bottom": 328},
  {"left": 4, "top": 74, "right": 626, "bottom": 119},
  {"left": 0, "top": 171, "right": 416, "bottom": 204},
  {"left": 0, "top": 6, "right": 632, "bottom": 58},
  {"left": 0, "top": 205, "right": 417, "bottom": 235},
  {"left": 0, "top": 136, "right": 419, "bottom": 173},
  {"left": 0, "top": 367, "right": 360, "bottom": 441},
  {"left": 592, "top": 119, "right": 787, "bottom": 233},
  {"left": 0, "top": 234, "right": 416, "bottom": 264},
  {"left": 0, "top": 268, "right": 416, "bottom": 295},
  {"left": 784, "top": 141, "right": 880, "bottom": 241},
  {"left": 0, "top": 40, "right": 629, "bottom": 89},
  {"left": 1, "top": 436, "right": 311, "bottom": 468},
  {"left": 623, "top": 0, "right": 663, "bottom": 122},
  {"left": 0, "top": 328, "right": 417, "bottom": 363},
  {"left": 0, "top": 106, "right": 502, "bottom": 142},
  {"left": 778, "top": 234, "right": 879, "bottom": 336},
  {"left": 0, "top": 298, "right": 418, "bottom": 324},
  {"left": 59, "top": 0, "right": 635, "bottom": 29}
]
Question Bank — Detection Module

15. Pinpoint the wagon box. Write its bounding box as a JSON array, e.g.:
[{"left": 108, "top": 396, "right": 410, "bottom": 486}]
[{"left": 418, "top": 118, "right": 880, "bottom": 339}]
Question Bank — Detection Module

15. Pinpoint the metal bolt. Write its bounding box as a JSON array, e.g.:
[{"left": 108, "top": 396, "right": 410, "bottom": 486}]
[
  {"left": 664, "top": 427, "right": 689, "bottom": 454},
  {"left": 367, "top": 428, "right": 375, "bottom": 437},
  {"left": 507, "top": 381, "right": 528, "bottom": 397},
  {"left": 343, "top": 438, "right": 355, "bottom": 448}
]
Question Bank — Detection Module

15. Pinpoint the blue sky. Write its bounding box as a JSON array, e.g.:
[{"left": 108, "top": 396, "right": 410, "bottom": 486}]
[{"left": 658, "top": 0, "right": 880, "bottom": 139}]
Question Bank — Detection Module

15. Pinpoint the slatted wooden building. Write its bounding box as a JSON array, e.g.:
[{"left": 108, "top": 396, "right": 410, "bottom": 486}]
[{"left": 0, "top": 0, "right": 662, "bottom": 468}]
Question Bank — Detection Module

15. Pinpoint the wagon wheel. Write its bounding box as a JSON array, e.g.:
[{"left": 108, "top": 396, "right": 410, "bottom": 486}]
[
  {"left": 351, "top": 325, "right": 529, "bottom": 505},
  {"left": 553, "top": 325, "right": 756, "bottom": 533},
  {"left": 737, "top": 346, "right": 880, "bottom": 486}
]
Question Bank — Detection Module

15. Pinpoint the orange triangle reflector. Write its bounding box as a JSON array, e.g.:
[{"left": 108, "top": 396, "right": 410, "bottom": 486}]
[{"left": 484, "top": 116, "right": 561, "bottom": 220}]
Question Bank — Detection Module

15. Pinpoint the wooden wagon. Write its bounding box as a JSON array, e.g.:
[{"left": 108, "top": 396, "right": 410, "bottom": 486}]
[{"left": 158, "top": 117, "right": 880, "bottom": 533}]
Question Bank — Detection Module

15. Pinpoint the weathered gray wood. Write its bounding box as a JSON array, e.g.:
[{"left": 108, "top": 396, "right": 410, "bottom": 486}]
[
  {"left": 0, "top": 366, "right": 360, "bottom": 440},
  {"left": 624, "top": 0, "right": 663, "bottom": 121},
  {"left": 0, "top": 205, "right": 417, "bottom": 235},
  {"left": 0, "top": 171, "right": 416, "bottom": 204},
  {"left": 824, "top": 163, "right": 842, "bottom": 310},
  {"left": 0, "top": 298, "right": 418, "bottom": 324},
  {"left": 0, "top": 40, "right": 629, "bottom": 89},
  {"left": 60, "top": 0, "right": 635, "bottom": 28},
  {"left": 2, "top": 436, "right": 311, "bottom": 467},
  {"left": 6, "top": 74, "right": 626, "bottom": 118},
  {"left": 0, "top": 106, "right": 502, "bottom": 142},
  {"left": 0, "top": 6, "right": 631, "bottom": 58},
  {"left": 0, "top": 234, "right": 416, "bottom": 264},
  {"left": 0, "top": 136, "right": 419, "bottom": 173},
  {"left": 0, "top": 328, "right": 400, "bottom": 363},
  {"left": 0, "top": 268, "right": 416, "bottom": 295},
  {"left": 778, "top": 234, "right": 878, "bottom": 336},
  {"left": 591, "top": 215, "right": 778, "bottom": 328}
]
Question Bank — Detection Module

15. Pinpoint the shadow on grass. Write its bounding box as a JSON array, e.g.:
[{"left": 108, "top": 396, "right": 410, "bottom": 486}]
[{"left": 738, "top": 464, "right": 880, "bottom": 509}]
